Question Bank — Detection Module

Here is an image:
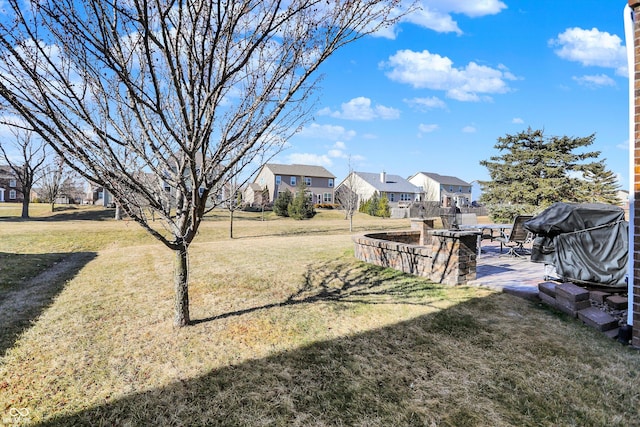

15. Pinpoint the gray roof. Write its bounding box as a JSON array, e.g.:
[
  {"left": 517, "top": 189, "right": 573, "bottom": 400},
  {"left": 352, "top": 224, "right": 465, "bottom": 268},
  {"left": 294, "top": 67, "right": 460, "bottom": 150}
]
[
  {"left": 265, "top": 163, "right": 335, "bottom": 178},
  {"left": 415, "top": 172, "right": 470, "bottom": 186},
  {"left": 356, "top": 172, "right": 421, "bottom": 193}
]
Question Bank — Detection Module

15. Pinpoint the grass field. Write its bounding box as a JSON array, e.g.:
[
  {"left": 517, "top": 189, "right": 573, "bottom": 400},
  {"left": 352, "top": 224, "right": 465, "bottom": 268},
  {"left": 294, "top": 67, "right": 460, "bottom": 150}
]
[{"left": 0, "top": 203, "right": 639, "bottom": 426}]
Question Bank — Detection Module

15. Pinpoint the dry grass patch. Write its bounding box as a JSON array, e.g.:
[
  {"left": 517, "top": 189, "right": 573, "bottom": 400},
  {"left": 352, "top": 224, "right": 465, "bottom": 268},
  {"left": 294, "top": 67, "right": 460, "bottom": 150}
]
[{"left": 1, "top": 208, "right": 639, "bottom": 426}]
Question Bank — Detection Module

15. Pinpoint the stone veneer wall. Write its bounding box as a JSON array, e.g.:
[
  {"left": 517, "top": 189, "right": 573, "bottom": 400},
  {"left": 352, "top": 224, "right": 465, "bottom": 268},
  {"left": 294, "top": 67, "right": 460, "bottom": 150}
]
[
  {"left": 352, "top": 228, "right": 478, "bottom": 286},
  {"left": 628, "top": 0, "right": 640, "bottom": 348}
]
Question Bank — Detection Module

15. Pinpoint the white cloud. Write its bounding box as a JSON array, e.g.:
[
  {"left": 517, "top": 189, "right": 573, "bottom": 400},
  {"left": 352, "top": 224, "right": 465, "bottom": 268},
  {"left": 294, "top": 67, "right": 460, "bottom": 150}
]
[
  {"left": 549, "top": 27, "right": 627, "bottom": 76},
  {"left": 404, "top": 96, "right": 447, "bottom": 111},
  {"left": 512, "top": 117, "right": 524, "bottom": 124},
  {"left": 379, "top": 0, "right": 507, "bottom": 37},
  {"left": 286, "top": 142, "right": 366, "bottom": 169},
  {"left": 382, "top": 50, "right": 516, "bottom": 101},
  {"left": 418, "top": 123, "right": 439, "bottom": 136},
  {"left": 297, "top": 123, "right": 356, "bottom": 140},
  {"left": 462, "top": 125, "right": 476, "bottom": 133},
  {"left": 319, "top": 97, "right": 400, "bottom": 121},
  {"left": 286, "top": 152, "right": 333, "bottom": 167},
  {"left": 572, "top": 74, "right": 616, "bottom": 88}
]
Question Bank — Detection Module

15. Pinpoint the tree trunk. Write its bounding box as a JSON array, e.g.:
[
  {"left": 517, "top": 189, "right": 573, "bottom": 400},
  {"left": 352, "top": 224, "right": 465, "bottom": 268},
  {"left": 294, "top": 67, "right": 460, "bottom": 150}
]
[
  {"left": 349, "top": 214, "right": 353, "bottom": 233},
  {"left": 229, "top": 209, "right": 234, "bottom": 239},
  {"left": 114, "top": 204, "right": 121, "bottom": 220},
  {"left": 21, "top": 199, "right": 29, "bottom": 219},
  {"left": 50, "top": 201, "right": 55, "bottom": 212},
  {"left": 173, "top": 247, "right": 190, "bottom": 327}
]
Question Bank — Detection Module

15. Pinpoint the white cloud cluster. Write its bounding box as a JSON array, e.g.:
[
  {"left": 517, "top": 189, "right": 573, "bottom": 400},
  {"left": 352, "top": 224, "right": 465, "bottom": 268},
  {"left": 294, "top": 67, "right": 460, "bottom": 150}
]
[
  {"left": 381, "top": 0, "right": 507, "bottom": 37},
  {"left": 297, "top": 123, "right": 356, "bottom": 140},
  {"left": 404, "top": 96, "right": 447, "bottom": 111},
  {"left": 417, "top": 123, "right": 439, "bottom": 137},
  {"left": 285, "top": 142, "right": 364, "bottom": 168},
  {"left": 549, "top": 27, "right": 627, "bottom": 77},
  {"left": 382, "top": 50, "right": 516, "bottom": 102},
  {"left": 572, "top": 74, "right": 616, "bottom": 88},
  {"left": 318, "top": 97, "right": 400, "bottom": 120}
]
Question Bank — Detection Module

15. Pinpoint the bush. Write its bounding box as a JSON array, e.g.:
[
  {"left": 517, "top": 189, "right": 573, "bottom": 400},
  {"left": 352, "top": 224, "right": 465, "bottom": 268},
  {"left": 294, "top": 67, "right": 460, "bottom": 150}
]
[
  {"left": 273, "top": 190, "right": 292, "bottom": 217},
  {"left": 288, "top": 187, "right": 315, "bottom": 220}
]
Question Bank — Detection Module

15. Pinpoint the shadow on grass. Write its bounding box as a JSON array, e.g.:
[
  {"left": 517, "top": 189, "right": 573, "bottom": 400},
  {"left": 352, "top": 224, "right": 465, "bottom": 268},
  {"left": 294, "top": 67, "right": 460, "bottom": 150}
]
[
  {"left": 0, "top": 206, "right": 116, "bottom": 222},
  {"left": 35, "top": 292, "right": 637, "bottom": 427},
  {"left": 0, "top": 251, "right": 97, "bottom": 357},
  {"left": 193, "top": 261, "right": 447, "bottom": 325}
]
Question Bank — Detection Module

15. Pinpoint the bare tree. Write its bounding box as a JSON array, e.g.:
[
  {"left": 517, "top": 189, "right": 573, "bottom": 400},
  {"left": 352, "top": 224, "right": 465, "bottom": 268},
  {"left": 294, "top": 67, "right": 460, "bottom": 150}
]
[
  {"left": 0, "top": 0, "right": 401, "bottom": 327},
  {"left": 335, "top": 159, "right": 359, "bottom": 232},
  {"left": 0, "top": 126, "right": 47, "bottom": 218},
  {"left": 39, "top": 155, "right": 72, "bottom": 212}
]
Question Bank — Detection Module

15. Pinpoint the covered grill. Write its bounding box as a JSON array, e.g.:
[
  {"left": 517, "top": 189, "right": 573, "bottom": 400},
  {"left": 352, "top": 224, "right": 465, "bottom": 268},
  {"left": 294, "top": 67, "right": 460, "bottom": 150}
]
[{"left": 524, "top": 202, "right": 628, "bottom": 288}]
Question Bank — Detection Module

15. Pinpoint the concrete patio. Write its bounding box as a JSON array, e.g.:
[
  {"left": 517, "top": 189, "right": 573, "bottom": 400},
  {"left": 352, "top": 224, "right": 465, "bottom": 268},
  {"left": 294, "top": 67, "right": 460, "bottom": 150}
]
[{"left": 468, "top": 240, "right": 543, "bottom": 298}]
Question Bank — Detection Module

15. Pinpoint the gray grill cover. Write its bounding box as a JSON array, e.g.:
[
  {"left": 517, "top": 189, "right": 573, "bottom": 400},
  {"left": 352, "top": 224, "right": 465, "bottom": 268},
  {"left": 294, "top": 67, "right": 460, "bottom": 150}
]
[{"left": 524, "top": 202, "right": 628, "bottom": 287}]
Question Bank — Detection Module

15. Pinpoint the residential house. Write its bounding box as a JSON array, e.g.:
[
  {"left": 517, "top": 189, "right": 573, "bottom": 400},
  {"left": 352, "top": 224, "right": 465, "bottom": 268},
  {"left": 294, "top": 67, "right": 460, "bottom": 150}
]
[
  {"left": 244, "top": 182, "right": 267, "bottom": 207},
  {"left": 408, "top": 172, "right": 472, "bottom": 208},
  {"left": 0, "top": 165, "right": 23, "bottom": 203},
  {"left": 335, "top": 171, "right": 421, "bottom": 209},
  {"left": 251, "top": 163, "right": 336, "bottom": 205}
]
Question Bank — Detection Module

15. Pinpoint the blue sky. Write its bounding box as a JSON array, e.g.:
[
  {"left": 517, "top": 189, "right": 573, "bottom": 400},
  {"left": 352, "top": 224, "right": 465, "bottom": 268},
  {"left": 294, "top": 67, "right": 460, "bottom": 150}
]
[{"left": 276, "top": 0, "right": 632, "bottom": 192}]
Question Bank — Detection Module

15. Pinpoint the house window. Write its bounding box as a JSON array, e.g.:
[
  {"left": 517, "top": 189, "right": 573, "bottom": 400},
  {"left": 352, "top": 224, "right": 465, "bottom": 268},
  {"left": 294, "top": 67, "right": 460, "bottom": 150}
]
[
  {"left": 400, "top": 193, "right": 412, "bottom": 201},
  {"left": 449, "top": 185, "right": 453, "bottom": 192},
  {"left": 388, "top": 193, "right": 395, "bottom": 202},
  {"left": 459, "top": 186, "right": 463, "bottom": 192},
  {"left": 275, "top": 175, "right": 281, "bottom": 185},
  {"left": 9, "top": 189, "right": 16, "bottom": 199},
  {"left": 290, "top": 176, "right": 296, "bottom": 186},
  {"left": 304, "top": 177, "right": 312, "bottom": 186},
  {"left": 323, "top": 193, "right": 332, "bottom": 203},
  {"left": 9, "top": 179, "right": 16, "bottom": 187},
  {"left": 328, "top": 178, "right": 334, "bottom": 188}
]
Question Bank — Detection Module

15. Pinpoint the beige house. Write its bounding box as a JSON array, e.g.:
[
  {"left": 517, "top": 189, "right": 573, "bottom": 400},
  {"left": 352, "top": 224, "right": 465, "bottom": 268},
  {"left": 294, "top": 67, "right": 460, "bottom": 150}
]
[
  {"left": 335, "top": 171, "right": 422, "bottom": 209},
  {"left": 251, "top": 163, "right": 336, "bottom": 205},
  {"left": 408, "top": 172, "right": 472, "bottom": 208}
]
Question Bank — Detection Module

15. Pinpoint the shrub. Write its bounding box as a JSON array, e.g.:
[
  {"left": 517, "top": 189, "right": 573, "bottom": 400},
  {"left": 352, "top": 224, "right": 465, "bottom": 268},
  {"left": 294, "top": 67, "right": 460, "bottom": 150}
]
[
  {"left": 273, "top": 190, "right": 292, "bottom": 217},
  {"left": 288, "top": 186, "right": 315, "bottom": 220}
]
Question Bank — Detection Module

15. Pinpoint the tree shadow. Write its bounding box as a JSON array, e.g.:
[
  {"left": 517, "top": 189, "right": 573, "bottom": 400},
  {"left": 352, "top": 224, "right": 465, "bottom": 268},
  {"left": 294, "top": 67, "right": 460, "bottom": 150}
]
[
  {"left": 33, "top": 291, "right": 635, "bottom": 426},
  {"left": 0, "top": 251, "right": 97, "bottom": 357},
  {"left": 193, "top": 260, "right": 448, "bottom": 325},
  {"left": 0, "top": 206, "right": 116, "bottom": 222}
]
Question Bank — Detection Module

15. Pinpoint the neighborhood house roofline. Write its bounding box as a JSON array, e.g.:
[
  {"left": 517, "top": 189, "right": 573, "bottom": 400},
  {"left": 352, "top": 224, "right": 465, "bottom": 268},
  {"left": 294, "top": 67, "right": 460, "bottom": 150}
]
[
  {"left": 412, "top": 172, "right": 471, "bottom": 187},
  {"left": 355, "top": 172, "right": 421, "bottom": 194},
  {"left": 263, "top": 163, "right": 335, "bottom": 178}
]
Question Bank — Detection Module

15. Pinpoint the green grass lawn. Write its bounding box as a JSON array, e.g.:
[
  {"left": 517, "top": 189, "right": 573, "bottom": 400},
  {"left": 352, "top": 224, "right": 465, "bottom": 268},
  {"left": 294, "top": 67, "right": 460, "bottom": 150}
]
[{"left": 0, "top": 203, "right": 639, "bottom": 426}]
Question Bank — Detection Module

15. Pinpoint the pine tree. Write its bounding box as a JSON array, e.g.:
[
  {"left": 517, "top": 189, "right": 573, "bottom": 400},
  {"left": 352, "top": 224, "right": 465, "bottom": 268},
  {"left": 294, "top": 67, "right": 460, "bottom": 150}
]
[
  {"left": 582, "top": 160, "right": 620, "bottom": 204},
  {"left": 479, "top": 128, "right": 610, "bottom": 213},
  {"left": 288, "top": 182, "right": 315, "bottom": 219},
  {"left": 274, "top": 189, "right": 293, "bottom": 217},
  {"left": 377, "top": 194, "right": 391, "bottom": 218}
]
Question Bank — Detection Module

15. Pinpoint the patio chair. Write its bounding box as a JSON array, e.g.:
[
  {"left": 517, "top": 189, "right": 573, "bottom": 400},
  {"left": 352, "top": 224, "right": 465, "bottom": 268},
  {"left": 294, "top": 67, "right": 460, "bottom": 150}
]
[{"left": 495, "top": 215, "right": 533, "bottom": 257}]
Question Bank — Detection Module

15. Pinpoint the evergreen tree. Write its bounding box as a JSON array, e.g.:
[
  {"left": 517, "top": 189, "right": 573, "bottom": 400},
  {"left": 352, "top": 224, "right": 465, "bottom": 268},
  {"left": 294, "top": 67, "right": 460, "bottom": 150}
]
[
  {"left": 288, "top": 182, "right": 315, "bottom": 220},
  {"left": 377, "top": 194, "right": 391, "bottom": 218},
  {"left": 368, "top": 192, "right": 380, "bottom": 216},
  {"left": 582, "top": 160, "right": 620, "bottom": 204},
  {"left": 273, "top": 189, "right": 293, "bottom": 217},
  {"left": 479, "top": 128, "right": 610, "bottom": 213}
]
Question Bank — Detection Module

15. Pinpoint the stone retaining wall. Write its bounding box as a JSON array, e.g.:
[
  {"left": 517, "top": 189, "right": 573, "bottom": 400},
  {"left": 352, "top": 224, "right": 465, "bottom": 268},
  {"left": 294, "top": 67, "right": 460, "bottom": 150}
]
[{"left": 352, "top": 223, "right": 478, "bottom": 285}]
